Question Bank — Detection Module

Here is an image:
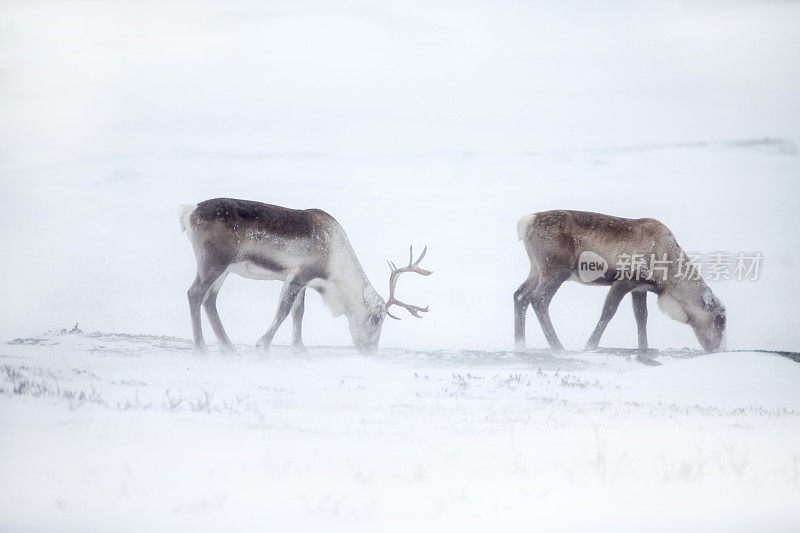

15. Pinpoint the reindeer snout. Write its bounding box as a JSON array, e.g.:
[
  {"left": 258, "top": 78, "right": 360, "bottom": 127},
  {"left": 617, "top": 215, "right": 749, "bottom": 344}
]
[{"left": 356, "top": 343, "right": 379, "bottom": 355}]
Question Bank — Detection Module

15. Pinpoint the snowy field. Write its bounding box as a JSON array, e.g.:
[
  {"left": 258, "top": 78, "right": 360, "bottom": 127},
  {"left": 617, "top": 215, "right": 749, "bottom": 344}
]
[
  {"left": 2, "top": 0, "right": 800, "bottom": 531},
  {"left": 2, "top": 332, "right": 800, "bottom": 531}
]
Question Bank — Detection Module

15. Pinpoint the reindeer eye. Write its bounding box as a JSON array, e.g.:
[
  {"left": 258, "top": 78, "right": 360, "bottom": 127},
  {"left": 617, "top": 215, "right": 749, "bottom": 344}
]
[
  {"left": 372, "top": 315, "right": 383, "bottom": 326},
  {"left": 715, "top": 315, "right": 726, "bottom": 330}
]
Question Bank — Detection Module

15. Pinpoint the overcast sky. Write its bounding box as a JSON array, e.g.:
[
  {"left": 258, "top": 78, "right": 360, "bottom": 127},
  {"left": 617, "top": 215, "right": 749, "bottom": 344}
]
[{"left": 2, "top": 0, "right": 799, "bottom": 165}]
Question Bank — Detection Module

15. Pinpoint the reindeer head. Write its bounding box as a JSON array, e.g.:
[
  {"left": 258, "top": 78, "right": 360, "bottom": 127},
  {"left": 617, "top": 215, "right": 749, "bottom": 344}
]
[
  {"left": 659, "top": 285, "right": 727, "bottom": 352},
  {"left": 348, "top": 246, "right": 432, "bottom": 354},
  {"left": 688, "top": 287, "right": 727, "bottom": 352},
  {"left": 348, "top": 286, "right": 386, "bottom": 355}
]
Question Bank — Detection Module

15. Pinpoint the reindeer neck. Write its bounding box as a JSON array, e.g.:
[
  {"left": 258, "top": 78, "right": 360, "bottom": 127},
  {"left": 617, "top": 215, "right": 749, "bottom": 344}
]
[
  {"left": 324, "top": 236, "right": 381, "bottom": 318},
  {"left": 665, "top": 274, "right": 709, "bottom": 310}
]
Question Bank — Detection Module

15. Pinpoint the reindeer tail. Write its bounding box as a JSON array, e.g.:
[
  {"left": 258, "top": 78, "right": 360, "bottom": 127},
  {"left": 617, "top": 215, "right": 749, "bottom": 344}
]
[
  {"left": 178, "top": 204, "right": 197, "bottom": 232},
  {"left": 517, "top": 213, "right": 536, "bottom": 241}
]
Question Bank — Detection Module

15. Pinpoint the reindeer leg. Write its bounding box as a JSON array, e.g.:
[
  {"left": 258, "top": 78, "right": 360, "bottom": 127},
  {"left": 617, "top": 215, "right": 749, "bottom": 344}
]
[
  {"left": 187, "top": 275, "right": 207, "bottom": 354},
  {"left": 187, "top": 265, "right": 227, "bottom": 355},
  {"left": 632, "top": 290, "right": 648, "bottom": 351},
  {"left": 586, "top": 281, "right": 636, "bottom": 350},
  {"left": 202, "top": 271, "right": 235, "bottom": 354},
  {"left": 530, "top": 268, "right": 571, "bottom": 351},
  {"left": 514, "top": 271, "right": 540, "bottom": 350},
  {"left": 256, "top": 279, "right": 306, "bottom": 352},
  {"left": 290, "top": 287, "right": 308, "bottom": 354}
]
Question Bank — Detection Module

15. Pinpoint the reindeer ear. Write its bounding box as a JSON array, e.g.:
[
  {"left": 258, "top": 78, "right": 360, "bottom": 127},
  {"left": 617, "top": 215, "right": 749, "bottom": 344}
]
[{"left": 702, "top": 288, "right": 715, "bottom": 310}]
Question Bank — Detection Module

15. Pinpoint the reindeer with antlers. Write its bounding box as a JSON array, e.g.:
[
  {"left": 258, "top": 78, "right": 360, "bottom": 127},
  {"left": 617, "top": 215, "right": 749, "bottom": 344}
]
[{"left": 180, "top": 198, "right": 432, "bottom": 354}]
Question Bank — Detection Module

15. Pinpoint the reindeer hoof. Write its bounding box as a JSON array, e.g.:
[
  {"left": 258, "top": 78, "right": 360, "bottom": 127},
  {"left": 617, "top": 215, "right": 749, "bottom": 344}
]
[
  {"left": 193, "top": 343, "right": 209, "bottom": 355},
  {"left": 292, "top": 343, "right": 308, "bottom": 356},
  {"left": 255, "top": 337, "right": 271, "bottom": 353},
  {"left": 219, "top": 343, "right": 237, "bottom": 355}
]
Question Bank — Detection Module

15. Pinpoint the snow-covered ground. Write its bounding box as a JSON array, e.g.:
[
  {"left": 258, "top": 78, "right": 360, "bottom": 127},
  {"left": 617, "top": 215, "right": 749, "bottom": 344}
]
[
  {"left": 2, "top": 0, "right": 800, "bottom": 530},
  {"left": 2, "top": 331, "right": 799, "bottom": 531}
]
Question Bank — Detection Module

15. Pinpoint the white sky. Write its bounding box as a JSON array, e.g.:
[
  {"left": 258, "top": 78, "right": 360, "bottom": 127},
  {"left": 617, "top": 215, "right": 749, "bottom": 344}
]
[{"left": 2, "top": 0, "right": 799, "bottom": 162}]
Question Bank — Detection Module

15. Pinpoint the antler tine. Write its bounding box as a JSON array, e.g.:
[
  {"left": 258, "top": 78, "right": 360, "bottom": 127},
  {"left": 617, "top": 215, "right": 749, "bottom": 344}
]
[
  {"left": 413, "top": 246, "right": 427, "bottom": 266},
  {"left": 414, "top": 246, "right": 432, "bottom": 275},
  {"left": 385, "top": 244, "right": 433, "bottom": 320}
]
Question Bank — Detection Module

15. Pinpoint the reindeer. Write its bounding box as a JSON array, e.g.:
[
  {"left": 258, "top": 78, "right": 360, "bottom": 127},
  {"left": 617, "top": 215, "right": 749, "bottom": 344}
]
[
  {"left": 180, "top": 198, "right": 431, "bottom": 355},
  {"left": 514, "top": 210, "right": 727, "bottom": 353}
]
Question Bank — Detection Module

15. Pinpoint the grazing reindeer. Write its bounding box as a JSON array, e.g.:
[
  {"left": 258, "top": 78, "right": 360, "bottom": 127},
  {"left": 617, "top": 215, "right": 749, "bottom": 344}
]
[
  {"left": 514, "top": 210, "right": 727, "bottom": 353},
  {"left": 180, "top": 198, "right": 431, "bottom": 355}
]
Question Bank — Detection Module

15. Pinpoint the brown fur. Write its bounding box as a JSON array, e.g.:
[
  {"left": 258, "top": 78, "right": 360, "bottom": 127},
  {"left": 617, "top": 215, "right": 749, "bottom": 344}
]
[
  {"left": 515, "top": 210, "right": 726, "bottom": 352},
  {"left": 182, "top": 198, "right": 386, "bottom": 355}
]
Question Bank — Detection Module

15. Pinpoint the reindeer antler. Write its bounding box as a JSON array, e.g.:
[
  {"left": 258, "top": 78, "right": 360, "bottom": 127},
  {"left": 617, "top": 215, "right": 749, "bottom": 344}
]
[{"left": 385, "top": 245, "right": 433, "bottom": 320}]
